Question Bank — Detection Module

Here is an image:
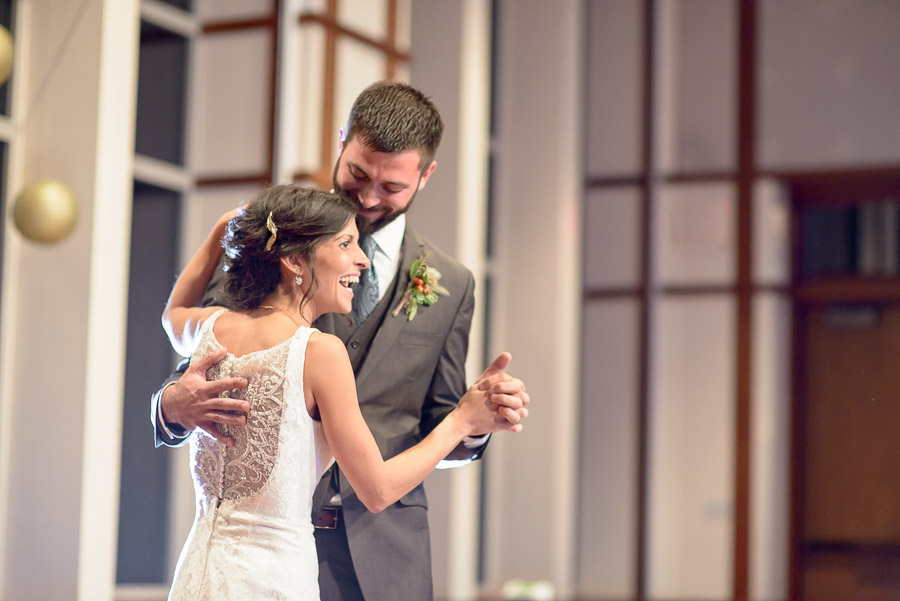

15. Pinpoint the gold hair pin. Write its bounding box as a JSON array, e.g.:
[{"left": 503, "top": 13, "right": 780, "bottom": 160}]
[{"left": 265, "top": 211, "right": 278, "bottom": 251}]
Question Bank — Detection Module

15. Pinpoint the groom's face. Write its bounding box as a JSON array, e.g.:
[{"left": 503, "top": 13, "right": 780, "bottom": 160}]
[{"left": 332, "top": 137, "right": 436, "bottom": 236}]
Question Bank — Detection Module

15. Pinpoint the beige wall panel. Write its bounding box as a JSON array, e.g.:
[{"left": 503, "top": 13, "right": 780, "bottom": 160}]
[
  {"left": 297, "top": 0, "right": 328, "bottom": 11},
  {"left": 393, "top": 61, "right": 410, "bottom": 84},
  {"left": 336, "top": 39, "right": 388, "bottom": 125},
  {"left": 647, "top": 296, "right": 735, "bottom": 599},
  {"left": 753, "top": 178, "right": 791, "bottom": 286},
  {"left": 584, "top": 187, "right": 642, "bottom": 289},
  {"left": 655, "top": 182, "right": 736, "bottom": 285},
  {"left": 750, "top": 293, "right": 790, "bottom": 601},
  {"left": 577, "top": 299, "right": 640, "bottom": 598},
  {"left": 758, "top": 0, "right": 900, "bottom": 169},
  {"left": 662, "top": 0, "right": 737, "bottom": 173},
  {"left": 586, "top": 0, "right": 643, "bottom": 178},
  {"left": 191, "top": 30, "right": 270, "bottom": 176},
  {"left": 195, "top": 0, "right": 272, "bottom": 20},
  {"left": 338, "top": 0, "right": 387, "bottom": 42},
  {"left": 181, "top": 185, "right": 263, "bottom": 266},
  {"left": 395, "top": 0, "right": 412, "bottom": 50},
  {"left": 296, "top": 26, "right": 326, "bottom": 175}
]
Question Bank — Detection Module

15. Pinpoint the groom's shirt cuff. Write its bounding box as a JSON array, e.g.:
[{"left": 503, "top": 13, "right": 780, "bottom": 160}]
[
  {"left": 156, "top": 382, "right": 189, "bottom": 440},
  {"left": 463, "top": 433, "right": 490, "bottom": 448}
]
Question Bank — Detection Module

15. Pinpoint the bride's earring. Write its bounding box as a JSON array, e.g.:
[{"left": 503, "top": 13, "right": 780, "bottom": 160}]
[{"left": 295, "top": 273, "right": 303, "bottom": 286}]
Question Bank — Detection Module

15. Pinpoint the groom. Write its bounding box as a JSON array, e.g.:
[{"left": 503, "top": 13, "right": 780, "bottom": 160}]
[{"left": 152, "top": 81, "right": 529, "bottom": 600}]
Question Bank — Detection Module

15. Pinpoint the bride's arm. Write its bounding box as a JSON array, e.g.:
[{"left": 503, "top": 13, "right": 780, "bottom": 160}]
[
  {"left": 162, "top": 208, "right": 240, "bottom": 356},
  {"left": 305, "top": 332, "right": 524, "bottom": 513}
]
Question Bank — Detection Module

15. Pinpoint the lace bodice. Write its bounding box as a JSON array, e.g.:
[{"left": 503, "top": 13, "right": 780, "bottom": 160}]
[{"left": 193, "top": 335, "right": 291, "bottom": 504}]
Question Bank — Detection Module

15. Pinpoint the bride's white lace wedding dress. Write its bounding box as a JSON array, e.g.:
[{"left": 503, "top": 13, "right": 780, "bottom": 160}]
[{"left": 168, "top": 310, "right": 332, "bottom": 601}]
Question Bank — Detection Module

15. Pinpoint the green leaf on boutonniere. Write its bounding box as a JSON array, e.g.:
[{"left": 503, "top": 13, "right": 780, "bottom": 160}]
[
  {"left": 393, "top": 251, "right": 450, "bottom": 321},
  {"left": 409, "top": 257, "right": 423, "bottom": 280}
]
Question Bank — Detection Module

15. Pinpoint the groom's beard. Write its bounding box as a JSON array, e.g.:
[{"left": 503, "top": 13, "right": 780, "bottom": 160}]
[
  {"left": 354, "top": 192, "right": 418, "bottom": 237},
  {"left": 332, "top": 153, "right": 423, "bottom": 237}
]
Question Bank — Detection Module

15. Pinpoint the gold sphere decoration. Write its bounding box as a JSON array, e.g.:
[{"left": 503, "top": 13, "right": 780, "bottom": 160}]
[
  {"left": 13, "top": 180, "right": 78, "bottom": 244},
  {"left": 0, "top": 24, "right": 13, "bottom": 86}
]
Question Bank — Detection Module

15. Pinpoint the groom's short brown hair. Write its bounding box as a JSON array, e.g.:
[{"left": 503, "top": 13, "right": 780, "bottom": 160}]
[{"left": 344, "top": 81, "right": 444, "bottom": 170}]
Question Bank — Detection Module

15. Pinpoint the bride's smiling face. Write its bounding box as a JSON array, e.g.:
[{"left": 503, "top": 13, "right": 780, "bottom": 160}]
[{"left": 308, "top": 219, "right": 370, "bottom": 316}]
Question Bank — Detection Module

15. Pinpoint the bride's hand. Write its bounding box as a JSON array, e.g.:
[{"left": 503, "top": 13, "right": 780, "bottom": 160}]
[{"left": 215, "top": 206, "right": 244, "bottom": 232}]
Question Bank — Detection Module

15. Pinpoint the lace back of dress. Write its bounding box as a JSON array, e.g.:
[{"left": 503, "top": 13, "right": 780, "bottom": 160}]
[{"left": 191, "top": 320, "right": 292, "bottom": 503}]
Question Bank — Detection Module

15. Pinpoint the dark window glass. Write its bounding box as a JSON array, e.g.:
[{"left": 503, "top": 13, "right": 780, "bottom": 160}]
[
  {"left": 136, "top": 21, "right": 188, "bottom": 165},
  {"left": 0, "top": 1, "right": 12, "bottom": 28},
  {"left": 117, "top": 182, "right": 181, "bottom": 584},
  {"left": 800, "top": 206, "right": 858, "bottom": 278},
  {"left": 156, "top": 0, "right": 192, "bottom": 11},
  {"left": 0, "top": 0, "right": 15, "bottom": 116},
  {"left": 800, "top": 201, "right": 900, "bottom": 279}
]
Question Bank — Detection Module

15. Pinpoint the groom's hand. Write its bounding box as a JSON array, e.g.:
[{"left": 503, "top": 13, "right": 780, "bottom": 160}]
[
  {"left": 474, "top": 352, "right": 530, "bottom": 431},
  {"left": 161, "top": 348, "right": 249, "bottom": 446}
]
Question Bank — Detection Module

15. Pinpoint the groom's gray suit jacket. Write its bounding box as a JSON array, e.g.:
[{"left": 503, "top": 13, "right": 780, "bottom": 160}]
[{"left": 152, "top": 224, "right": 485, "bottom": 600}]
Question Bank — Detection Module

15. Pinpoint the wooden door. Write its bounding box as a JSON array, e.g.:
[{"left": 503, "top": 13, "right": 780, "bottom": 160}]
[
  {"left": 790, "top": 172, "right": 900, "bottom": 600},
  {"left": 797, "top": 303, "right": 900, "bottom": 601}
]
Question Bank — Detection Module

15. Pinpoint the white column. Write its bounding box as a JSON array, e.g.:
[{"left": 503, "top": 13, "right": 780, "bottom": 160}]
[{"left": 79, "top": 0, "right": 139, "bottom": 598}]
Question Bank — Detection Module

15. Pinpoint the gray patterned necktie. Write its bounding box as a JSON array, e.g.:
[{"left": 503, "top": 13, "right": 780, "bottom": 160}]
[{"left": 351, "top": 236, "right": 380, "bottom": 325}]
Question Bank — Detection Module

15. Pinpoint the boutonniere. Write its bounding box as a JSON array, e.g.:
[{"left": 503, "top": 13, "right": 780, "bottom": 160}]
[{"left": 393, "top": 252, "right": 449, "bottom": 321}]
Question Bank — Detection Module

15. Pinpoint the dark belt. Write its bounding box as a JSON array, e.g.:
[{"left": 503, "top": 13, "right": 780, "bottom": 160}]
[{"left": 314, "top": 506, "right": 341, "bottom": 529}]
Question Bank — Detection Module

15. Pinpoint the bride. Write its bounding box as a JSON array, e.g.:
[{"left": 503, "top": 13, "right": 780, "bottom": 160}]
[{"left": 161, "top": 184, "right": 526, "bottom": 601}]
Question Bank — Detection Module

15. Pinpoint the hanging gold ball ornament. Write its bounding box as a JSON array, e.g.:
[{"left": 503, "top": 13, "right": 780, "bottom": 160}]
[
  {"left": 0, "top": 24, "right": 13, "bottom": 86},
  {"left": 13, "top": 180, "right": 78, "bottom": 243}
]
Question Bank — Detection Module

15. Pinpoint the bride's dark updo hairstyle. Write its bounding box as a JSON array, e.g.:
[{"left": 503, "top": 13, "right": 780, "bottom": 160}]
[{"left": 222, "top": 184, "right": 358, "bottom": 312}]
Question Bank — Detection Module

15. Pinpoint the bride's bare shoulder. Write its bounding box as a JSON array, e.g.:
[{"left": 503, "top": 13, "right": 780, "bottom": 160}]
[{"left": 306, "top": 330, "right": 347, "bottom": 358}]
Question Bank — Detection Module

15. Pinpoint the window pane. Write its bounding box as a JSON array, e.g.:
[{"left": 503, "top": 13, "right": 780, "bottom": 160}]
[
  {"left": 584, "top": 186, "right": 642, "bottom": 289},
  {"left": 655, "top": 182, "right": 737, "bottom": 285},
  {"left": 117, "top": 182, "right": 181, "bottom": 584},
  {"left": 338, "top": 0, "right": 387, "bottom": 44},
  {"left": 647, "top": 296, "right": 736, "bottom": 599},
  {"left": 800, "top": 206, "right": 858, "bottom": 278},
  {"left": 799, "top": 201, "right": 900, "bottom": 279},
  {"left": 156, "top": 0, "right": 192, "bottom": 12},
  {"left": 585, "top": 0, "right": 643, "bottom": 178},
  {"left": 193, "top": 28, "right": 270, "bottom": 175},
  {"left": 664, "top": 0, "right": 737, "bottom": 172},
  {"left": 0, "top": 0, "right": 15, "bottom": 116},
  {"left": 136, "top": 21, "right": 188, "bottom": 165},
  {"left": 578, "top": 299, "right": 641, "bottom": 597}
]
